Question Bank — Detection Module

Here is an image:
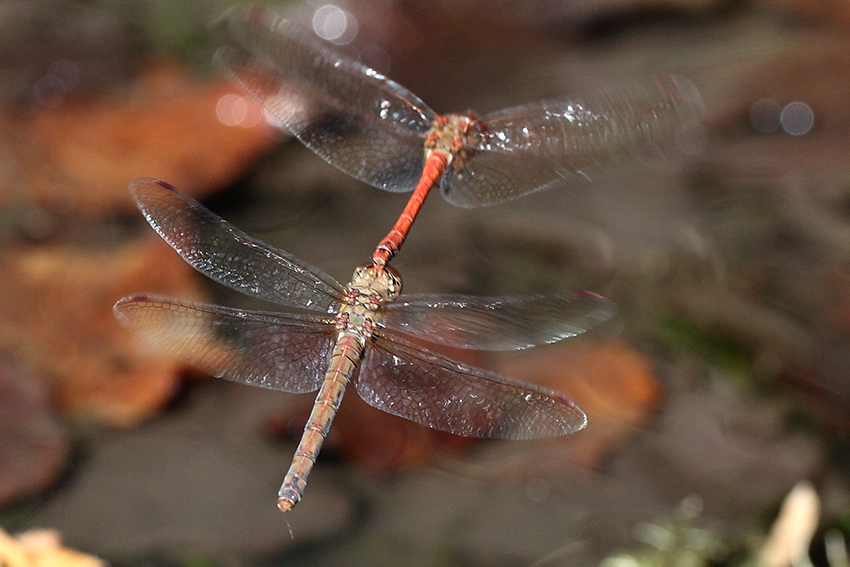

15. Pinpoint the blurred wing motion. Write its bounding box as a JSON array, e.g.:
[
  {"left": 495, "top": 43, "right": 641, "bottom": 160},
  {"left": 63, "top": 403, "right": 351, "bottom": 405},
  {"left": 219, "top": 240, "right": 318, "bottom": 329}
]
[
  {"left": 357, "top": 334, "right": 587, "bottom": 439},
  {"left": 441, "top": 75, "right": 706, "bottom": 207},
  {"left": 384, "top": 290, "right": 615, "bottom": 351},
  {"left": 129, "top": 178, "right": 344, "bottom": 314},
  {"left": 216, "top": 4, "right": 434, "bottom": 192},
  {"left": 217, "top": 6, "right": 705, "bottom": 209},
  {"left": 114, "top": 294, "right": 333, "bottom": 393}
]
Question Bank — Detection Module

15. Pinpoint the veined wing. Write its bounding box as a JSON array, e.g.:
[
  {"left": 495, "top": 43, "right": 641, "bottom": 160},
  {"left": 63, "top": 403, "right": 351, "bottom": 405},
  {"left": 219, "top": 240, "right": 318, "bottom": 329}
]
[
  {"left": 130, "top": 178, "right": 344, "bottom": 314},
  {"left": 114, "top": 294, "right": 334, "bottom": 393},
  {"left": 217, "top": 4, "right": 434, "bottom": 193},
  {"left": 382, "top": 290, "right": 615, "bottom": 351},
  {"left": 356, "top": 335, "right": 586, "bottom": 439},
  {"left": 441, "top": 75, "right": 706, "bottom": 207}
]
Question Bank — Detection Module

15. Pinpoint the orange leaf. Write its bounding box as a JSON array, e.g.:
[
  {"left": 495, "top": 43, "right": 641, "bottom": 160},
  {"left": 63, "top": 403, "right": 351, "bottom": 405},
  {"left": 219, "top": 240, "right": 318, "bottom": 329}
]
[
  {"left": 0, "top": 235, "right": 206, "bottom": 426},
  {"left": 5, "top": 61, "right": 279, "bottom": 214}
]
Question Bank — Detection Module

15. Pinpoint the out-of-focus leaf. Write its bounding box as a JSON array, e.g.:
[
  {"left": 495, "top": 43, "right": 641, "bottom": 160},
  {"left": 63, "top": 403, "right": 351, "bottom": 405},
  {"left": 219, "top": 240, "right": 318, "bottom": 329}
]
[
  {"left": 476, "top": 340, "right": 661, "bottom": 476},
  {"left": 3, "top": 61, "right": 279, "bottom": 214},
  {"left": 0, "top": 527, "right": 105, "bottom": 567},
  {"left": 758, "top": 480, "right": 820, "bottom": 567},
  {"left": 0, "top": 235, "right": 206, "bottom": 426},
  {"left": 0, "top": 356, "right": 68, "bottom": 506}
]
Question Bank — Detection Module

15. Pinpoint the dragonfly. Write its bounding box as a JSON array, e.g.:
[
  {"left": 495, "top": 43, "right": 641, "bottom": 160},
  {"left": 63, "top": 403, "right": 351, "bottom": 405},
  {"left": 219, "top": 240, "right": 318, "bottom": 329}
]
[
  {"left": 216, "top": 3, "right": 706, "bottom": 266},
  {"left": 114, "top": 178, "right": 616, "bottom": 512}
]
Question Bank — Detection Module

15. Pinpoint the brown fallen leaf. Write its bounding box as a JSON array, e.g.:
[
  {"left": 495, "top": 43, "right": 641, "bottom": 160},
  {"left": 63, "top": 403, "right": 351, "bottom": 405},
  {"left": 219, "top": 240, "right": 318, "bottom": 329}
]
[
  {"left": 457, "top": 340, "right": 662, "bottom": 478},
  {"left": 0, "top": 356, "right": 68, "bottom": 507},
  {"left": 4, "top": 60, "right": 279, "bottom": 214},
  {"left": 0, "top": 527, "right": 105, "bottom": 567},
  {"left": 0, "top": 234, "right": 206, "bottom": 426}
]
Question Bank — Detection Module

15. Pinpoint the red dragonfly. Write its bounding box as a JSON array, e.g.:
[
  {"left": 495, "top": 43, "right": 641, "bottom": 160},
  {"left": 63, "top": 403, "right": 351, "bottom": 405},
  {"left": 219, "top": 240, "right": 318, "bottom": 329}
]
[
  {"left": 217, "top": 4, "right": 706, "bottom": 266},
  {"left": 114, "top": 178, "right": 615, "bottom": 511}
]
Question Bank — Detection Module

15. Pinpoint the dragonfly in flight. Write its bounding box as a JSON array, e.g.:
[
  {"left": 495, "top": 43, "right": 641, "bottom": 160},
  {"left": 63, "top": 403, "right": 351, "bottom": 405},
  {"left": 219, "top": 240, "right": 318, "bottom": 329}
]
[
  {"left": 217, "top": 4, "right": 706, "bottom": 266},
  {"left": 114, "top": 179, "right": 615, "bottom": 511}
]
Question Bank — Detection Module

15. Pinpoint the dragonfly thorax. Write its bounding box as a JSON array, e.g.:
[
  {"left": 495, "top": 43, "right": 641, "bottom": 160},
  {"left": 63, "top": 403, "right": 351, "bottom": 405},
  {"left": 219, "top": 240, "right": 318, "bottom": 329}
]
[
  {"left": 424, "top": 113, "right": 485, "bottom": 173},
  {"left": 335, "top": 264, "right": 401, "bottom": 340},
  {"left": 334, "top": 305, "right": 378, "bottom": 341},
  {"left": 346, "top": 263, "right": 402, "bottom": 303}
]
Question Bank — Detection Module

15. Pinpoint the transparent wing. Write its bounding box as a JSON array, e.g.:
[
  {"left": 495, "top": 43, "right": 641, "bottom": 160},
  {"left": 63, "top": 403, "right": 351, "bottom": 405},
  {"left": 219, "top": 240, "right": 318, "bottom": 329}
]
[
  {"left": 217, "top": 4, "right": 435, "bottom": 192},
  {"left": 114, "top": 294, "right": 334, "bottom": 393},
  {"left": 383, "top": 290, "right": 615, "bottom": 351},
  {"left": 356, "top": 335, "right": 586, "bottom": 439},
  {"left": 130, "top": 178, "right": 344, "bottom": 313},
  {"left": 440, "top": 149, "right": 568, "bottom": 209},
  {"left": 442, "top": 74, "right": 706, "bottom": 207}
]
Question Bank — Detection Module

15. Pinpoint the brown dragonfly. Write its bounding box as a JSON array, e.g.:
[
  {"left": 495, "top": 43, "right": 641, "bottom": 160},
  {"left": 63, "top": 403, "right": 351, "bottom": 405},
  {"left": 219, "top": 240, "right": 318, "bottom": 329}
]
[
  {"left": 217, "top": 4, "right": 706, "bottom": 266},
  {"left": 114, "top": 178, "right": 615, "bottom": 511}
]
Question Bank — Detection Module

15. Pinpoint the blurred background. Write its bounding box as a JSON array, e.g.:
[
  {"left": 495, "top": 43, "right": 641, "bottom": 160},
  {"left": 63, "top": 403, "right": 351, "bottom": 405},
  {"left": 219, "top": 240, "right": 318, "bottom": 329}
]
[{"left": 1, "top": 0, "right": 849, "bottom": 565}]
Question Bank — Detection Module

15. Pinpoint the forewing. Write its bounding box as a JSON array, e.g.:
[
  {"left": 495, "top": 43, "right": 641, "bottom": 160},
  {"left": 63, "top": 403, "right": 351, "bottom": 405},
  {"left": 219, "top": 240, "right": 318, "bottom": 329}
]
[
  {"left": 442, "top": 74, "right": 706, "bottom": 207},
  {"left": 130, "top": 178, "right": 343, "bottom": 313},
  {"left": 114, "top": 294, "right": 333, "bottom": 393},
  {"left": 383, "top": 290, "right": 615, "bottom": 351},
  {"left": 356, "top": 336, "right": 586, "bottom": 439},
  {"left": 217, "top": 4, "right": 434, "bottom": 192}
]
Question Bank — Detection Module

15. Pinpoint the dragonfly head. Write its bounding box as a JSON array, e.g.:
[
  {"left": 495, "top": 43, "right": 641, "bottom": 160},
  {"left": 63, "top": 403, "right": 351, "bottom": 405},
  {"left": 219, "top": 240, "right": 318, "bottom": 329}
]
[{"left": 349, "top": 262, "right": 402, "bottom": 302}]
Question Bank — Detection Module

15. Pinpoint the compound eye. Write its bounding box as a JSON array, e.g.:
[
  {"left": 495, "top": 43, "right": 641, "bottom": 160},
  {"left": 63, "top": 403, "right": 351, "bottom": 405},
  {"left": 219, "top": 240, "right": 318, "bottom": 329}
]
[
  {"left": 384, "top": 264, "right": 402, "bottom": 290},
  {"left": 383, "top": 264, "right": 401, "bottom": 281}
]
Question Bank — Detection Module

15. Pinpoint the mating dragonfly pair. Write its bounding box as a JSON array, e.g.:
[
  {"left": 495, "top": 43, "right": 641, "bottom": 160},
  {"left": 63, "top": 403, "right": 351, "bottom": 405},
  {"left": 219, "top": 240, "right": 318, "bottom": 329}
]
[{"left": 115, "top": 5, "right": 705, "bottom": 511}]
